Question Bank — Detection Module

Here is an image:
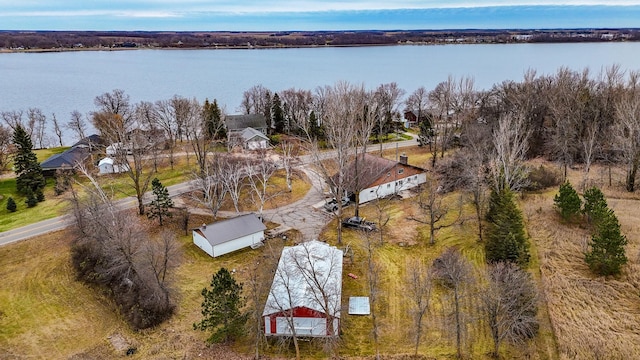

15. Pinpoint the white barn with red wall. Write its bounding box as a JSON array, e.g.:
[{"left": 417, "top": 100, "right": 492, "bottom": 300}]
[{"left": 263, "top": 240, "right": 343, "bottom": 337}]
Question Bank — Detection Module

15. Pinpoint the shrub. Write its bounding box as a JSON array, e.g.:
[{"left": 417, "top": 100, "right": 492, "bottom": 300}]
[
  {"left": 525, "top": 164, "right": 561, "bottom": 191},
  {"left": 554, "top": 182, "right": 581, "bottom": 222},
  {"left": 25, "top": 191, "right": 37, "bottom": 208},
  {"left": 6, "top": 197, "right": 17, "bottom": 212}
]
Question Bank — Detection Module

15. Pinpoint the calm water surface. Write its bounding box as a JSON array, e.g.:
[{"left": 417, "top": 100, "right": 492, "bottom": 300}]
[{"left": 1, "top": 42, "right": 640, "bottom": 143}]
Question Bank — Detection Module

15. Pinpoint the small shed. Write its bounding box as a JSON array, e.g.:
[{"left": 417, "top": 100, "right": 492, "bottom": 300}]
[
  {"left": 98, "top": 157, "right": 129, "bottom": 174},
  {"left": 192, "top": 213, "right": 266, "bottom": 258}
]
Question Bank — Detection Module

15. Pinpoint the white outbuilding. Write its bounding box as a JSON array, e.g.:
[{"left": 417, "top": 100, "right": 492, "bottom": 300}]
[
  {"left": 263, "top": 240, "right": 343, "bottom": 337},
  {"left": 192, "top": 213, "right": 267, "bottom": 258},
  {"left": 98, "top": 157, "right": 129, "bottom": 174}
]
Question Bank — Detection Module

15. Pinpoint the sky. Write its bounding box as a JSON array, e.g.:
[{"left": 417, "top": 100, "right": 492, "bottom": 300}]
[{"left": 1, "top": 1, "right": 640, "bottom": 31}]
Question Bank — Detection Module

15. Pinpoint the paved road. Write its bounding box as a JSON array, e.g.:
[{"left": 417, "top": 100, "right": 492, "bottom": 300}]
[{"left": 0, "top": 134, "right": 419, "bottom": 246}]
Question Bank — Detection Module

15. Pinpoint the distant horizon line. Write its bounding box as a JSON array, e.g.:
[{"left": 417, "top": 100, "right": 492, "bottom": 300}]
[{"left": 2, "top": 27, "right": 640, "bottom": 33}]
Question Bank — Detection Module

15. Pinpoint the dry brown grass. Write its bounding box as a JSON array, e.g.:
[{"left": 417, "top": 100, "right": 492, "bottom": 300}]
[{"left": 524, "top": 162, "right": 640, "bottom": 360}]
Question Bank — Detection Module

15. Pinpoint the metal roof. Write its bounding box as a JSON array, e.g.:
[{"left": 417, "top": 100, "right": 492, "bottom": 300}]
[
  {"left": 195, "top": 213, "right": 266, "bottom": 247},
  {"left": 263, "top": 240, "right": 343, "bottom": 318},
  {"left": 40, "top": 147, "right": 89, "bottom": 170},
  {"left": 241, "top": 127, "right": 269, "bottom": 141},
  {"left": 348, "top": 297, "right": 371, "bottom": 315}
]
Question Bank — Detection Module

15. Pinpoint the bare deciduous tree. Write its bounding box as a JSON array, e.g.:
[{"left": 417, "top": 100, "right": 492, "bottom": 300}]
[
  {"left": 280, "top": 88, "right": 313, "bottom": 135},
  {"left": 66, "top": 110, "right": 87, "bottom": 142},
  {"left": 614, "top": 72, "right": 640, "bottom": 192},
  {"left": 1, "top": 110, "right": 25, "bottom": 132},
  {"left": 68, "top": 165, "right": 177, "bottom": 330},
  {"left": 406, "top": 258, "right": 432, "bottom": 356},
  {"left": 28, "top": 108, "right": 47, "bottom": 149},
  {"left": 219, "top": 154, "right": 248, "bottom": 212},
  {"left": 51, "top": 113, "right": 64, "bottom": 147},
  {"left": 432, "top": 247, "right": 474, "bottom": 359},
  {"left": 306, "top": 81, "right": 360, "bottom": 244},
  {"left": 481, "top": 262, "right": 538, "bottom": 358},
  {"left": 489, "top": 112, "right": 531, "bottom": 192},
  {"left": 245, "top": 150, "right": 278, "bottom": 215},
  {"left": 0, "top": 124, "right": 13, "bottom": 171},
  {"left": 409, "top": 174, "right": 461, "bottom": 245},
  {"left": 154, "top": 97, "right": 179, "bottom": 169},
  {"left": 191, "top": 156, "right": 228, "bottom": 219},
  {"left": 280, "top": 140, "right": 298, "bottom": 192}
]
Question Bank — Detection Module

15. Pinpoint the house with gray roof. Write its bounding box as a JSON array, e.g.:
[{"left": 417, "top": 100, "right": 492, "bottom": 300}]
[
  {"left": 192, "top": 213, "right": 267, "bottom": 258},
  {"left": 225, "top": 114, "right": 268, "bottom": 134},
  {"left": 40, "top": 146, "right": 90, "bottom": 175},
  {"left": 228, "top": 127, "right": 270, "bottom": 150}
]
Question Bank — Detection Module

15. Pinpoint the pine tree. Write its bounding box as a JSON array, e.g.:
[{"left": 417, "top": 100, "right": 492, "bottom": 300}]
[
  {"left": 12, "top": 125, "right": 46, "bottom": 196},
  {"left": 25, "top": 190, "right": 37, "bottom": 208},
  {"left": 582, "top": 186, "right": 608, "bottom": 226},
  {"left": 203, "top": 98, "right": 226, "bottom": 141},
  {"left": 553, "top": 181, "right": 582, "bottom": 222},
  {"left": 585, "top": 209, "right": 627, "bottom": 276},
  {"left": 271, "top": 93, "right": 285, "bottom": 133},
  {"left": 194, "top": 268, "right": 247, "bottom": 343},
  {"left": 485, "top": 189, "right": 530, "bottom": 266},
  {"left": 6, "top": 197, "right": 17, "bottom": 212},
  {"left": 147, "top": 178, "right": 173, "bottom": 226},
  {"left": 417, "top": 113, "right": 434, "bottom": 147}
]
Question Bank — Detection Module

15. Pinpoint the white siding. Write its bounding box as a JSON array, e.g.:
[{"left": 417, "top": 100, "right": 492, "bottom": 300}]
[
  {"left": 275, "top": 317, "right": 327, "bottom": 337},
  {"left": 192, "top": 231, "right": 214, "bottom": 257},
  {"left": 211, "top": 231, "right": 265, "bottom": 257},
  {"left": 358, "top": 172, "right": 427, "bottom": 204},
  {"left": 264, "top": 316, "right": 271, "bottom": 335}
]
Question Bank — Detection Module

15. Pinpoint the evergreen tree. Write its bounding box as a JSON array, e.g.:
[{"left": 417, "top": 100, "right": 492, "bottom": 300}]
[
  {"left": 417, "top": 113, "right": 434, "bottom": 147},
  {"left": 25, "top": 190, "right": 37, "bottom": 208},
  {"left": 582, "top": 186, "right": 608, "bottom": 226},
  {"left": 585, "top": 209, "right": 627, "bottom": 276},
  {"left": 271, "top": 93, "right": 285, "bottom": 133},
  {"left": 553, "top": 181, "right": 582, "bottom": 222},
  {"left": 485, "top": 189, "right": 530, "bottom": 266},
  {"left": 6, "top": 197, "right": 17, "bottom": 212},
  {"left": 12, "top": 125, "right": 46, "bottom": 196},
  {"left": 203, "top": 99, "right": 226, "bottom": 141},
  {"left": 194, "top": 268, "right": 247, "bottom": 343},
  {"left": 147, "top": 178, "right": 173, "bottom": 226},
  {"left": 308, "top": 111, "right": 324, "bottom": 140}
]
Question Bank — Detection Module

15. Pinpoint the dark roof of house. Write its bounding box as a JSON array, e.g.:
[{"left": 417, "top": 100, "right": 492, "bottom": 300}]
[
  {"left": 225, "top": 114, "right": 268, "bottom": 132},
  {"left": 40, "top": 147, "right": 90, "bottom": 171},
  {"left": 71, "top": 134, "right": 104, "bottom": 148},
  {"left": 194, "top": 213, "right": 266, "bottom": 247},
  {"left": 334, "top": 153, "right": 425, "bottom": 193}
]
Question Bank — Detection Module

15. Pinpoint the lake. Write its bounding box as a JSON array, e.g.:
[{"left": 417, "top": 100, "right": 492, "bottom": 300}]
[{"left": 2, "top": 42, "right": 640, "bottom": 144}]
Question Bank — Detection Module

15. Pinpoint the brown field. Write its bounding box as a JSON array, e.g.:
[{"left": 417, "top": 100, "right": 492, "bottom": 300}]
[{"left": 3, "top": 150, "right": 640, "bottom": 359}]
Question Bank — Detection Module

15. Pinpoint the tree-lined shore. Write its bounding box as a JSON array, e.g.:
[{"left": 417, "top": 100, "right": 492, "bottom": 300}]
[{"left": 1, "top": 28, "right": 639, "bottom": 52}]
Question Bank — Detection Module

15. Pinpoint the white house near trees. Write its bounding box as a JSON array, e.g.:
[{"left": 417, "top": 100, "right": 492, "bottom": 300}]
[
  {"left": 192, "top": 213, "right": 266, "bottom": 258},
  {"left": 263, "top": 240, "right": 343, "bottom": 338}
]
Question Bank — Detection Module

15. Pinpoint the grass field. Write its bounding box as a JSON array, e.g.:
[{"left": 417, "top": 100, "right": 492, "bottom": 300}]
[{"left": 4, "top": 153, "right": 640, "bottom": 359}]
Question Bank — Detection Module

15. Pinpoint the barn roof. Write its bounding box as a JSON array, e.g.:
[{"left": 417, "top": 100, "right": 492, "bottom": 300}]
[
  {"left": 263, "top": 240, "right": 343, "bottom": 318},
  {"left": 194, "top": 213, "right": 266, "bottom": 247},
  {"left": 225, "top": 114, "right": 268, "bottom": 132}
]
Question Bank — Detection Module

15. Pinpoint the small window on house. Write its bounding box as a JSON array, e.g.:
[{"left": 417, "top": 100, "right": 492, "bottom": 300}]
[
  {"left": 399, "top": 180, "right": 403, "bottom": 185},
  {"left": 398, "top": 168, "right": 404, "bottom": 174},
  {"left": 387, "top": 172, "right": 391, "bottom": 177},
  {"left": 370, "top": 189, "right": 375, "bottom": 193},
  {"left": 387, "top": 184, "right": 391, "bottom": 188},
  {"left": 414, "top": 176, "right": 417, "bottom": 180}
]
